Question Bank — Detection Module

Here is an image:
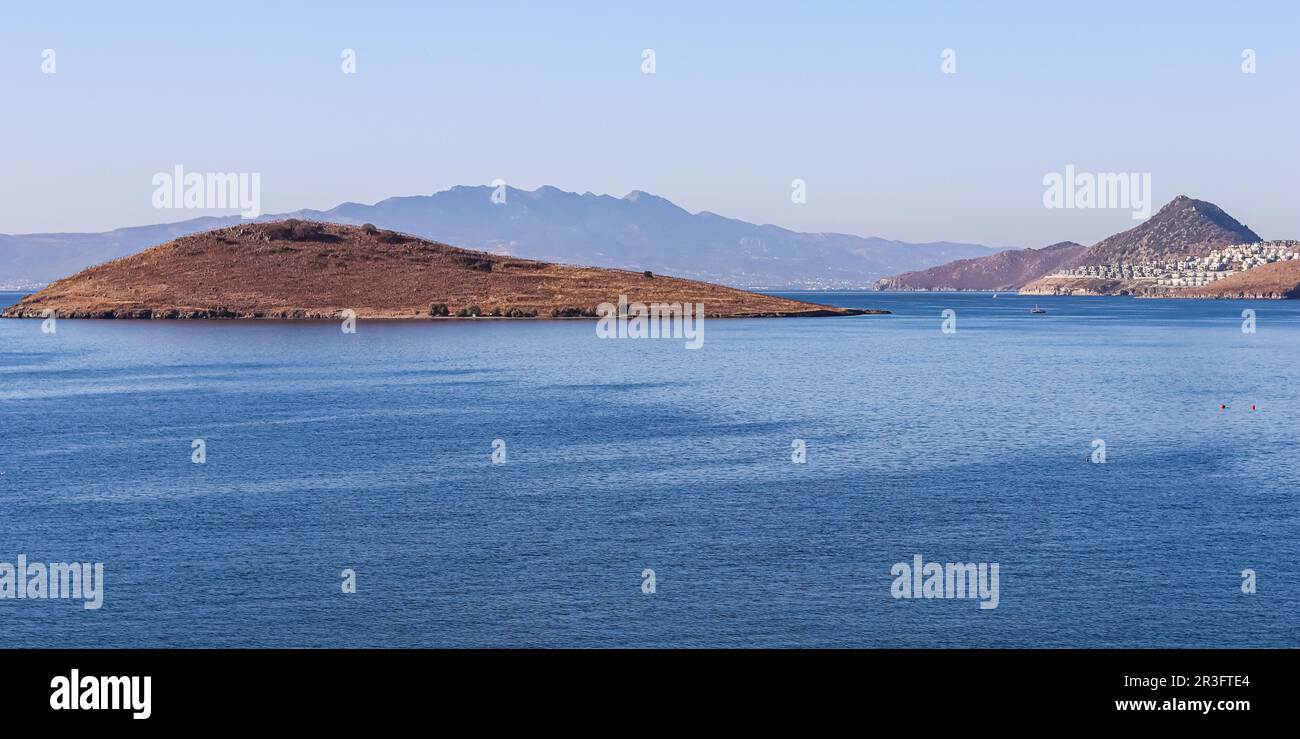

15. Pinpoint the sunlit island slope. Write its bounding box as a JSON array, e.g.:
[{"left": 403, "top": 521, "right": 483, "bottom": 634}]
[{"left": 1, "top": 221, "right": 885, "bottom": 319}]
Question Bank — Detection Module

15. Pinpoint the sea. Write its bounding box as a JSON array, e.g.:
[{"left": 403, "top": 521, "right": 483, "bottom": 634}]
[{"left": 1, "top": 291, "right": 1296, "bottom": 647}]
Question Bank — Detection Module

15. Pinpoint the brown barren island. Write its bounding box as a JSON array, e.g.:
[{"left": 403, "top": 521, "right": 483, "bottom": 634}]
[{"left": 2, "top": 221, "right": 885, "bottom": 320}]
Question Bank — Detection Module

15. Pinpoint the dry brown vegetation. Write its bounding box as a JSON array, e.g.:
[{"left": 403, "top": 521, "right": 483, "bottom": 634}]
[{"left": 1169, "top": 260, "right": 1300, "bottom": 299}]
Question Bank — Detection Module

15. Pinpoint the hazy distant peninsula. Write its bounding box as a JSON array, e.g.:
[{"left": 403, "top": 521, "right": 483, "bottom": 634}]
[
  {"left": 1, "top": 221, "right": 882, "bottom": 320},
  {"left": 873, "top": 241, "right": 1086, "bottom": 291}
]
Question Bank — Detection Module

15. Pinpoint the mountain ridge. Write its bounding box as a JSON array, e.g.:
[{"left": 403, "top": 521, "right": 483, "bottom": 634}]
[
  {"left": 0, "top": 186, "right": 1007, "bottom": 290},
  {"left": 1072, "top": 195, "right": 1261, "bottom": 267}
]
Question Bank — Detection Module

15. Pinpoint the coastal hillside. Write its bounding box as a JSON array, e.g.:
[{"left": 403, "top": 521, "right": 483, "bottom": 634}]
[
  {"left": 877, "top": 196, "right": 1266, "bottom": 297},
  {"left": 1168, "top": 259, "right": 1300, "bottom": 299},
  {"left": 874, "top": 241, "right": 1086, "bottom": 291},
  {"left": 1021, "top": 196, "right": 1274, "bottom": 297},
  {"left": 1073, "top": 196, "right": 1261, "bottom": 267},
  {"left": 1, "top": 221, "right": 877, "bottom": 319}
]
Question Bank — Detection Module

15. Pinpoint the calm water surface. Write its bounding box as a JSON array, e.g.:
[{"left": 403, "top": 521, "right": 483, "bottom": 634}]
[{"left": 1, "top": 291, "right": 1296, "bottom": 646}]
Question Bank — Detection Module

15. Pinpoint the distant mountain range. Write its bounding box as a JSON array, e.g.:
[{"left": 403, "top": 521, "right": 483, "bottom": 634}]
[
  {"left": 877, "top": 195, "right": 1280, "bottom": 297},
  {"left": 0, "top": 186, "right": 1007, "bottom": 290}
]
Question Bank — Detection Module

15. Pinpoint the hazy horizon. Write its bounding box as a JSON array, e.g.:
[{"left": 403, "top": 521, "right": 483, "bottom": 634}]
[{"left": 2, "top": 0, "right": 1297, "bottom": 246}]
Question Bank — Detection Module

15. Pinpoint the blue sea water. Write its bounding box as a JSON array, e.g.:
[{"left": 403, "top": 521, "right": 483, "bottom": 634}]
[{"left": 1, "top": 290, "right": 1297, "bottom": 647}]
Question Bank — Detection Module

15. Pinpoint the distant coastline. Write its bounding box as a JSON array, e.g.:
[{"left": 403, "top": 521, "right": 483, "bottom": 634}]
[{"left": 0, "top": 281, "right": 45, "bottom": 293}]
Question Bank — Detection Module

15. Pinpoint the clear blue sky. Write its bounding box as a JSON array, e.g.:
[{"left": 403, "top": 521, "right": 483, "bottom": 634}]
[{"left": 1, "top": 0, "right": 1297, "bottom": 247}]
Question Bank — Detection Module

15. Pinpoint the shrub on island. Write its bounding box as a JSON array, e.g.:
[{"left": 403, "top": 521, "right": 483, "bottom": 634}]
[
  {"left": 267, "top": 219, "right": 325, "bottom": 242},
  {"left": 550, "top": 306, "right": 597, "bottom": 318}
]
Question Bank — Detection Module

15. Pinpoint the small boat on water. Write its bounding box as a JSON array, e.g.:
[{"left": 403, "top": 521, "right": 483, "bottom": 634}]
[{"left": 1030, "top": 305, "right": 1046, "bottom": 314}]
